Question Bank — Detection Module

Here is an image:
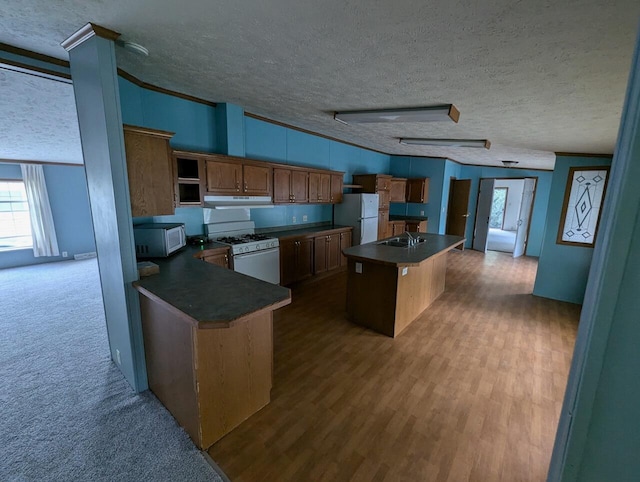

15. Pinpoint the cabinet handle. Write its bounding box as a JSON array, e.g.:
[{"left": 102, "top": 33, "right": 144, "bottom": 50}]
[{"left": 244, "top": 183, "right": 248, "bottom": 191}]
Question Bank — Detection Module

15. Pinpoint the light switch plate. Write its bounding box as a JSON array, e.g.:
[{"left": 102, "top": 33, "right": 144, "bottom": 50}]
[
  {"left": 402, "top": 267, "right": 408, "bottom": 276},
  {"left": 355, "top": 262, "right": 362, "bottom": 274}
]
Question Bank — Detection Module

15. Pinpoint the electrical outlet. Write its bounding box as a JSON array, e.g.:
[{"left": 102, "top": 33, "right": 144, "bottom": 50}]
[
  {"left": 303, "top": 215, "right": 308, "bottom": 222},
  {"left": 62, "top": 251, "right": 68, "bottom": 258},
  {"left": 292, "top": 216, "right": 297, "bottom": 223},
  {"left": 420, "top": 210, "right": 425, "bottom": 216},
  {"left": 116, "top": 349, "right": 121, "bottom": 365}
]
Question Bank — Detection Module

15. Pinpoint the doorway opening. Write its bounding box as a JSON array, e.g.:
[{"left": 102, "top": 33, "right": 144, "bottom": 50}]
[{"left": 472, "top": 177, "right": 537, "bottom": 257}]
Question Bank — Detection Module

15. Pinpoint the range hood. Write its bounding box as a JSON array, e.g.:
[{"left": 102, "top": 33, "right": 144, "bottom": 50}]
[{"left": 203, "top": 195, "right": 274, "bottom": 209}]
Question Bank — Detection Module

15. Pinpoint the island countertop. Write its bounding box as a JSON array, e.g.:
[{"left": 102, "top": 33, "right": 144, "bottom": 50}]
[
  {"left": 343, "top": 233, "right": 465, "bottom": 267},
  {"left": 133, "top": 245, "right": 291, "bottom": 328}
]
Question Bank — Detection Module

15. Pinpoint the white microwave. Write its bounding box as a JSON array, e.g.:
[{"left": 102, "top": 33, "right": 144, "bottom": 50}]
[{"left": 133, "top": 223, "right": 186, "bottom": 258}]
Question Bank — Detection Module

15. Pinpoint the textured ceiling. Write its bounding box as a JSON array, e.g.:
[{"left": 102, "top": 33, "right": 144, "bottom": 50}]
[
  {"left": 0, "top": 67, "right": 83, "bottom": 164},
  {"left": 1, "top": 0, "right": 638, "bottom": 169}
]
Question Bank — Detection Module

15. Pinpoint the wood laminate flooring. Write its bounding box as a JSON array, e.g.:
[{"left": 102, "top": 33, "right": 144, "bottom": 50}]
[{"left": 208, "top": 250, "right": 580, "bottom": 482}]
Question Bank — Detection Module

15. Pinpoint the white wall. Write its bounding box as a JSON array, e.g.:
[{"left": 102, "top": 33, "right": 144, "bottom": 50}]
[{"left": 494, "top": 179, "right": 524, "bottom": 231}]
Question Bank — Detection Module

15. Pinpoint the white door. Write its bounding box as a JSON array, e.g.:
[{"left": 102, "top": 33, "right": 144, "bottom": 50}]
[
  {"left": 473, "top": 179, "right": 495, "bottom": 252},
  {"left": 513, "top": 178, "right": 536, "bottom": 258}
]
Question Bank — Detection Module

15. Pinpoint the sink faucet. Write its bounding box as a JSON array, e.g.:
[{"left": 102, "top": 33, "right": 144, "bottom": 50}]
[{"left": 405, "top": 231, "right": 417, "bottom": 246}]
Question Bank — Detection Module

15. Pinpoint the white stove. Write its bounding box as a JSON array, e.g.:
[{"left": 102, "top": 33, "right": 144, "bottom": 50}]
[{"left": 206, "top": 220, "right": 280, "bottom": 285}]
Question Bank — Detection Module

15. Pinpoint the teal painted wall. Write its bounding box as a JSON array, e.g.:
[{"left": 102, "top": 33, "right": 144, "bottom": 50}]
[
  {"left": 0, "top": 163, "right": 96, "bottom": 269},
  {"left": 533, "top": 155, "right": 612, "bottom": 304},
  {"left": 389, "top": 156, "right": 446, "bottom": 234},
  {"left": 458, "top": 165, "right": 553, "bottom": 256},
  {"left": 244, "top": 116, "right": 391, "bottom": 228}
]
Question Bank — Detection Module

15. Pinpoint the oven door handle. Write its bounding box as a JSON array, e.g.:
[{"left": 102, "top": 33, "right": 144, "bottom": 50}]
[{"left": 233, "top": 247, "right": 280, "bottom": 259}]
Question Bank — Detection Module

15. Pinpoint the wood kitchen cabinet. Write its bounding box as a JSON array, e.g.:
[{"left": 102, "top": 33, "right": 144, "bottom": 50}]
[
  {"left": 390, "top": 220, "right": 406, "bottom": 237},
  {"left": 280, "top": 237, "right": 314, "bottom": 285},
  {"left": 406, "top": 220, "right": 428, "bottom": 233},
  {"left": 406, "top": 178, "right": 430, "bottom": 203},
  {"left": 339, "top": 229, "right": 352, "bottom": 267},
  {"left": 378, "top": 210, "right": 390, "bottom": 239},
  {"left": 309, "top": 172, "right": 331, "bottom": 204},
  {"left": 174, "top": 152, "right": 206, "bottom": 207},
  {"left": 199, "top": 247, "right": 231, "bottom": 269},
  {"left": 273, "top": 168, "right": 309, "bottom": 204},
  {"left": 205, "top": 156, "right": 272, "bottom": 196},
  {"left": 390, "top": 178, "right": 407, "bottom": 203},
  {"left": 314, "top": 233, "right": 340, "bottom": 274},
  {"left": 330, "top": 174, "right": 343, "bottom": 204},
  {"left": 124, "top": 125, "right": 175, "bottom": 217}
]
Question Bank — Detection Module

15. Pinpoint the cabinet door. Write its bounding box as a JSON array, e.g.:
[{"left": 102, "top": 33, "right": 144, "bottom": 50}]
[
  {"left": 203, "top": 252, "right": 229, "bottom": 268},
  {"left": 296, "top": 238, "right": 314, "bottom": 280},
  {"left": 124, "top": 127, "right": 175, "bottom": 217},
  {"left": 378, "top": 190, "right": 391, "bottom": 210},
  {"left": 308, "top": 172, "right": 322, "bottom": 204},
  {"left": 376, "top": 175, "right": 392, "bottom": 192},
  {"left": 339, "top": 230, "right": 352, "bottom": 267},
  {"left": 314, "top": 236, "right": 327, "bottom": 274},
  {"left": 330, "top": 174, "right": 343, "bottom": 204},
  {"left": 206, "top": 160, "right": 242, "bottom": 194},
  {"left": 243, "top": 164, "right": 272, "bottom": 196},
  {"left": 279, "top": 239, "right": 297, "bottom": 285},
  {"left": 391, "top": 221, "right": 406, "bottom": 236},
  {"left": 389, "top": 179, "right": 407, "bottom": 203},
  {"left": 273, "top": 168, "right": 292, "bottom": 203},
  {"left": 326, "top": 234, "right": 341, "bottom": 271},
  {"left": 291, "top": 170, "right": 309, "bottom": 203},
  {"left": 406, "top": 178, "right": 429, "bottom": 203},
  {"left": 406, "top": 220, "right": 428, "bottom": 233},
  {"left": 378, "top": 210, "right": 389, "bottom": 240}
]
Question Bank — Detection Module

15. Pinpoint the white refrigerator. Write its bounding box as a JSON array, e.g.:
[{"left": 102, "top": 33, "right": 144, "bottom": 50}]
[{"left": 334, "top": 193, "right": 379, "bottom": 245}]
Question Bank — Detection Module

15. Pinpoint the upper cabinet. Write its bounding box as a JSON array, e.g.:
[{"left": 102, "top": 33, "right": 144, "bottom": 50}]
[
  {"left": 309, "top": 172, "right": 331, "bottom": 204},
  {"left": 330, "top": 174, "right": 343, "bottom": 204},
  {"left": 124, "top": 125, "right": 175, "bottom": 217},
  {"left": 174, "top": 152, "right": 206, "bottom": 207},
  {"left": 205, "top": 155, "right": 272, "bottom": 196},
  {"left": 273, "top": 168, "right": 309, "bottom": 203},
  {"left": 406, "top": 178, "right": 430, "bottom": 203},
  {"left": 389, "top": 178, "right": 407, "bottom": 203}
]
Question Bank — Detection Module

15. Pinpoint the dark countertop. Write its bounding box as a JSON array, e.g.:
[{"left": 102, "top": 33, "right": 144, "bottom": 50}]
[
  {"left": 342, "top": 233, "right": 465, "bottom": 267},
  {"left": 388, "top": 215, "right": 429, "bottom": 222},
  {"left": 263, "top": 224, "right": 353, "bottom": 240},
  {"left": 134, "top": 245, "right": 291, "bottom": 327}
]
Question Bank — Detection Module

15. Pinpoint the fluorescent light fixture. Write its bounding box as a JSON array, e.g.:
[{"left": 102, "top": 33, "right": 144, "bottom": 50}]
[
  {"left": 399, "top": 138, "right": 491, "bottom": 149},
  {"left": 115, "top": 39, "right": 149, "bottom": 56},
  {"left": 334, "top": 105, "right": 460, "bottom": 124},
  {"left": 501, "top": 160, "right": 519, "bottom": 167}
]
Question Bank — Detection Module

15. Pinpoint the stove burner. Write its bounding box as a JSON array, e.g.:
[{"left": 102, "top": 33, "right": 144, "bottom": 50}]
[
  {"left": 216, "top": 236, "right": 245, "bottom": 245},
  {"left": 216, "top": 234, "right": 274, "bottom": 245}
]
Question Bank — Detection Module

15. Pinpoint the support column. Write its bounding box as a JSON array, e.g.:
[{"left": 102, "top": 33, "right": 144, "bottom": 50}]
[
  {"left": 62, "top": 23, "right": 147, "bottom": 392},
  {"left": 215, "top": 103, "right": 245, "bottom": 156}
]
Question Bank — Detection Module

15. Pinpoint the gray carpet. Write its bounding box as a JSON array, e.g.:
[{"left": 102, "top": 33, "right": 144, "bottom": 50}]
[{"left": 0, "top": 259, "right": 224, "bottom": 482}]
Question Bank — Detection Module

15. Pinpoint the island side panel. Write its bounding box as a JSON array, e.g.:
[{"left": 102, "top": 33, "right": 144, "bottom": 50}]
[
  {"left": 346, "top": 259, "right": 399, "bottom": 337},
  {"left": 195, "top": 311, "right": 273, "bottom": 449},
  {"left": 138, "top": 294, "right": 201, "bottom": 447},
  {"left": 395, "top": 257, "right": 435, "bottom": 336},
  {"left": 430, "top": 251, "right": 448, "bottom": 298}
]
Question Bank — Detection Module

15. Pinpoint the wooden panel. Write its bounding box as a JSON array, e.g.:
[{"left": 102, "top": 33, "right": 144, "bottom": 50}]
[
  {"left": 389, "top": 178, "right": 407, "bottom": 202},
  {"left": 314, "top": 236, "right": 327, "bottom": 274},
  {"left": 339, "top": 230, "right": 352, "bottom": 267},
  {"left": 273, "top": 168, "right": 292, "bottom": 203},
  {"left": 124, "top": 127, "right": 175, "bottom": 217},
  {"left": 243, "top": 164, "right": 272, "bottom": 196},
  {"left": 351, "top": 174, "right": 378, "bottom": 193},
  {"left": 138, "top": 294, "right": 200, "bottom": 446},
  {"left": 378, "top": 189, "right": 390, "bottom": 210},
  {"left": 326, "top": 234, "right": 341, "bottom": 271},
  {"left": 395, "top": 257, "right": 434, "bottom": 336},
  {"left": 195, "top": 312, "right": 273, "bottom": 449},
  {"left": 279, "top": 239, "right": 297, "bottom": 285},
  {"left": 296, "top": 238, "right": 314, "bottom": 280},
  {"left": 406, "top": 220, "right": 427, "bottom": 233},
  {"left": 406, "top": 178, "right": 429, "bottom": 203},
  {"left": 346, "top": 259, "right": 398, "bottom": 337},
  {"left": 330, "top": 174, "right": 343, "bottom": 204},
  {"left": 319, "top": 173, "right": 331, "bottom": 203},
  {"left": 206, "top": 160, "right": 242, "bottom": 194},
  {"left": 291, "top": 170, "right": 309, "bottom": 203},
  {"left": 391, "top": 220, "right": 406, "bottom": 236},
  {"left": 430, "top": 251, "right": 448, "bottom": 299},
  {"left": 376, "top": 175, "right": 392, "bottom": 191},
  {"left": 308, "top": 172, "right": 322, "bottom": 204},
  {"left": 203, "top": 252, "right": 230, "bottom": 268},
  {"left": 377, "top": 210, "right": 389, "bottom": 240}
]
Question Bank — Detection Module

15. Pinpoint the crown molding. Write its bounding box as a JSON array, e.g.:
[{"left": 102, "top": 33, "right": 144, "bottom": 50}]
[
  {"left": 555, "top": 151, "right": 613, "bottom": 159},
  {"left": 61, "top": 22, "right": 120, "bottom": 52},
  {"left": 0, "top": 58, "right": 71, "bottom": 82}
]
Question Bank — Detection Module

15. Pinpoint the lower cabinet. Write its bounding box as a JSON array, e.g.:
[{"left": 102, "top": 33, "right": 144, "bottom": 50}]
[
  {"left": 280, "top": 237, "right": 314, "bottom": 285},
  {"left": 197, "top": 247, "right": 231, "bottom": 269},
  {"left": 280, "top": 227, "right": 352, "bottom": 285},
  {"left": 390, "top": 220, "right": 406, "bottom": 237},
  {"left": 406, "top": 220, "right": 428, "bottom": 233},
  {"left": 314, "top": 234, "right": 340, "bottom": 274}
]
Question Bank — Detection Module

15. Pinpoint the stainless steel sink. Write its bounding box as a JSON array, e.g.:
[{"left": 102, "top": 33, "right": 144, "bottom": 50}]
[{"left": 377, "top": 236, "right": 426, "bottom": 248}]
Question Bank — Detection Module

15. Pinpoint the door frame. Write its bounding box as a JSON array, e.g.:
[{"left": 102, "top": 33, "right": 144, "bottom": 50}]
[{"left": 471, "top": 176, "right": 538, "bottom": 256}]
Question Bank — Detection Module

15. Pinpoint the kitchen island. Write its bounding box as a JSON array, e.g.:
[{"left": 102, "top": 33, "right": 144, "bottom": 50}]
[
  {"left": 133, "top": 246, "right": 291, "bottom": 450},
  {"left": 343, "top": 233, "right": 464, "bottom": 337}
]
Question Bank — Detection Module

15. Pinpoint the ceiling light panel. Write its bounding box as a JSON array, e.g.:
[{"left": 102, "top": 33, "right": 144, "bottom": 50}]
[
  {"left": 399, "top": 138, "right": 491, "bottom": 149},
  {"left": 334, "top": 105, "right": 459, "bottom": 125}
]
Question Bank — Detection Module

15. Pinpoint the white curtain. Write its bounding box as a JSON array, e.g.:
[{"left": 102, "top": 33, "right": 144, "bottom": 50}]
[{"left": 20, "top": 164, "right": 60, "bottom": 257}]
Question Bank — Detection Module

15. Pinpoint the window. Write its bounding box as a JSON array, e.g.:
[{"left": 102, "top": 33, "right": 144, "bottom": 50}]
[{"left": 0, "top": 180, "right": 32, "bottom": 250}]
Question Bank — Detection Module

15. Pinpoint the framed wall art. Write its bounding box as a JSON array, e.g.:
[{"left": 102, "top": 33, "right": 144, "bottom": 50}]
[{"left": 557, "top": 166, "right": 610, "bottom": 247}]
